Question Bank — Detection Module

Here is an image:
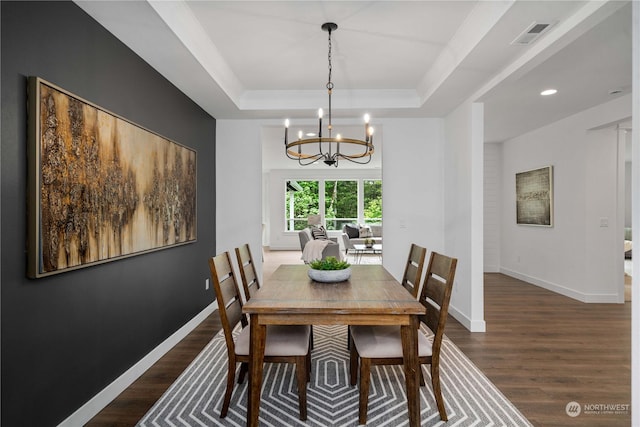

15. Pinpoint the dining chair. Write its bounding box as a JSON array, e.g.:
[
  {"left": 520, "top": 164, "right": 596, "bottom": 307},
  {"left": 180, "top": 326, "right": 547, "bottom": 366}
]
[
  {"left": 236, "top": 243, "right": 315, "bottom": 351},
  {"left": 208, "top": 251, "right": 311, "bottom": 420},
  {"left": 346, "top": 243, "right": 426, "bottom": 349},
  {"left": 401, "top": 243, "right": 427, "bottom": 297},
  {"left": 349, "top": 251, "right": 457, "bottom": 424},
  {"left": 235, "top": 243, "right": 260, "bottom": 302}
]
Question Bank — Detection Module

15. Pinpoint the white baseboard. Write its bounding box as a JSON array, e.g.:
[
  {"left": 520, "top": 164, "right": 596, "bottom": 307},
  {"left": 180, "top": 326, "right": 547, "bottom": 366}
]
[
  {"left": 499, "top": 268, "right": 620, "bottom": 303},
  {"left": 484, "top": 265, "right": 500, "bottom": 273},
  {"left": 448, "top": 304, "right": 486, "bottom": 332},
  {"left": 58, "top": 302, "right": 217, "bottom": 427}
]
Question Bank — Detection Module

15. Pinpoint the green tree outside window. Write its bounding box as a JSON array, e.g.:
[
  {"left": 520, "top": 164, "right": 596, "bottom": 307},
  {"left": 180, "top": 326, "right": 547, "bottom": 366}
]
[
  {"left": 364, "top": 180, "right": 382, "bottom": 224},
  {"left": 285, "top": 179, "right": 382, "bottom": 231},
  {"left": 285, "top": 180, "right": 319, "bottom": 231},
  {"left": 325, "top": 180, "right": 357, "bottom": 230}
]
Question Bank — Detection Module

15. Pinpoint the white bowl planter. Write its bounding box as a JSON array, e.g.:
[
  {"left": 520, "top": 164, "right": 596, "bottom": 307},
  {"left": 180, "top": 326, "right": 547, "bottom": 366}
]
[{"left": 308, "top": 267, "right": 352, "bottom": 283}]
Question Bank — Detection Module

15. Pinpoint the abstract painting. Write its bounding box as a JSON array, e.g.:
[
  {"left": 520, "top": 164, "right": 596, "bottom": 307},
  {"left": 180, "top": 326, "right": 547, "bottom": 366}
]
[
  {"left": 27, "top": 77, "right": 197, "bottom": 278},
  {"left": 516, "top": 166, "right": 553, "bottom": 227}
]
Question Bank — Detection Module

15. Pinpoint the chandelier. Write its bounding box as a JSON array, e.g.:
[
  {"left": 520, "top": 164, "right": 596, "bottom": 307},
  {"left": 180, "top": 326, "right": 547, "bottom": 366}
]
[{"left": 284, "top": 22, "right": 374, "bottom": 167}]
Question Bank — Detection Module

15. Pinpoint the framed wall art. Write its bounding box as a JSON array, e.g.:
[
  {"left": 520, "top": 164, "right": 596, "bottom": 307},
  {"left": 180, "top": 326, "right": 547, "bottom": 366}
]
[
  {"left": 27, "top": 77, "right": 197, "bottom": 278},
  {"left": 516, "top": 165, "right": 553, "bottom": 227}
]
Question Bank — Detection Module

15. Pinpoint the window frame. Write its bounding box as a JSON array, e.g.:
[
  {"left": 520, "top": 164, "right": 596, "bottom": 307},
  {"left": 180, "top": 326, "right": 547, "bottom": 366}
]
[{"left": 284, "top": 177, "right": 382, "bottom": 232}]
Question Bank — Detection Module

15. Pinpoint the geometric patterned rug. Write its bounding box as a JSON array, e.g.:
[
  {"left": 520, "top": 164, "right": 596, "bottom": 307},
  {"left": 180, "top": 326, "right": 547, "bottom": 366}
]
[{"left": 138, "top": 325, "right": 532, "bottom": 426}]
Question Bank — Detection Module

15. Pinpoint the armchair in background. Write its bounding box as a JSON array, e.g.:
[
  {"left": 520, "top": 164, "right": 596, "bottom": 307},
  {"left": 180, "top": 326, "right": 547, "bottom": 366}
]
[{"left": 298, "top": 228, "right": 340, "bottom": 263}]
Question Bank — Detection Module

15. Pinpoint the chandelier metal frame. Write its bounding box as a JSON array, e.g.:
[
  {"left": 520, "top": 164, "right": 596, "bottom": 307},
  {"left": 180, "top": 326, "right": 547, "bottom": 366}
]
[{"left": 284, "top": 22, "right": 374, "bottom": 167}]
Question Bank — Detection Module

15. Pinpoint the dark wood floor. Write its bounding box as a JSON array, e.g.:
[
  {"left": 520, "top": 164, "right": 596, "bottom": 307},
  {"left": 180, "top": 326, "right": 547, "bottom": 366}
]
[
  {"left": 88, "top": 251, "right": 631, "bottom": 426},
  {"left": 446, "top": 273, "right": 631, "bottom": 427},
  {"left": 86, "top": 312, "right": 222, "bottom": 427}
]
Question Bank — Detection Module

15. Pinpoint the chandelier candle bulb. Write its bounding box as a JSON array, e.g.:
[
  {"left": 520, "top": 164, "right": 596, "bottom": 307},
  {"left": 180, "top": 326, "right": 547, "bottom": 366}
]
[
  {"left": 318, "top": 108, "right": 323, "bottom": 138},
  {"left": 364, "top": 114, "right": 370, "bottom": 142},
  {"left": 284, "top": 119, "right": 289, "bottom": 145}
]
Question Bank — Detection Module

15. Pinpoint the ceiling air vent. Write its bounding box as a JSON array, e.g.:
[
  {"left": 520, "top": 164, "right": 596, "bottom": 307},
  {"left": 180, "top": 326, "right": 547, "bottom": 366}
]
[{"left": 511, "top": 21, "right": 554, "bottom": 45}]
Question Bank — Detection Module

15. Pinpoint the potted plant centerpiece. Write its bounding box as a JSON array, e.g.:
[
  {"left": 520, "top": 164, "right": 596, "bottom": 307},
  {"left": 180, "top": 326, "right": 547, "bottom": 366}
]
[{"left": 308, "top": 256, "right": 351, "bottom": 283}]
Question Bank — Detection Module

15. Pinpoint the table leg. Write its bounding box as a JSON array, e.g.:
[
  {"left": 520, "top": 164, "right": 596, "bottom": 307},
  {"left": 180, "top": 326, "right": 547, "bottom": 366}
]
[
  {"left": 401, "top": 317, "right": 420, "bottom": 427},
  {"left": 248, "top": 316, "right": 266, "bottom": 427}
]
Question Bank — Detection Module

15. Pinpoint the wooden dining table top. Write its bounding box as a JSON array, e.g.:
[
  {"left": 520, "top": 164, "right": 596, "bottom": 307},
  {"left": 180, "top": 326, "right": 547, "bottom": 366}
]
[
  {"left": 242, "top": 263, "right": 425, "bottom": 427},
  {"left": 243, "top": 264, "right": 425, "bottom": 318}
]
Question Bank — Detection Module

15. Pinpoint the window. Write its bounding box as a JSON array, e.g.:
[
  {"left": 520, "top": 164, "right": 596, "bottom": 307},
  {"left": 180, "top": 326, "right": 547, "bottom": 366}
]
[
  {"left": 363, "top": 180, "right": 382, "bottom": 224},
  {"left": 285, "top": 178, "right": 381, "bottom": 231},
  {"left": 285, "top": 180, "right": 319, "bottom": 231},
  {"left": 325, "top": 180, "right": 357, "bottom": 230}
]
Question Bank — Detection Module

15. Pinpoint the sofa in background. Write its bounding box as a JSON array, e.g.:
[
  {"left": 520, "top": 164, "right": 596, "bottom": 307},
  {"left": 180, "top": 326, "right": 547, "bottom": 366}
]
[{"left": 341, "top": 223, "right": 382, "bottom": 254}]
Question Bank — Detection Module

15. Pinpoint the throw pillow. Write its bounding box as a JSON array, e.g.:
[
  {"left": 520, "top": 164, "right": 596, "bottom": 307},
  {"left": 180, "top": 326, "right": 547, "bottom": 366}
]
[
  {"left": 344, "top": 223, "right": 360, "bottom": 239},
  {"left": 359, "top": 226, "right": 372, "bottom": 238},
  {"left": 311, "top": 225, "right": 328, "bottom": 240}
]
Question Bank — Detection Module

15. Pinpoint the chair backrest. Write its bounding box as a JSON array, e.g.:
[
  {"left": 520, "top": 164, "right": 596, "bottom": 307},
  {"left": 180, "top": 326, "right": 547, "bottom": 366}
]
[
  {"left": 235, "top": 243, "right": 260, "bottom": 301},
  {"left": 418, "top": 252, "right": 457, "bottom": 351},
  {"left": 341, "top": 233, "right": 355, "bottom": 250},
  {"left": 401, "top": 244, "right": 426, "bottom": 298},
  {"left": 298, "top": 228, "right": 312, "bottom": 251},
  {"left": 208, "top": 252, "right": 246, "bottom": 354}
]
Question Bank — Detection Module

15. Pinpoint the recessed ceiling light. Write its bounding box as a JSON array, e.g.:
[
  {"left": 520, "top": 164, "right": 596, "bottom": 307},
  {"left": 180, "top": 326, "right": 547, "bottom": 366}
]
[
  {"left": 540, "top": 89, "right": 558, "bottom": 96},
  {"left": 306, "top": 132, "right": 316, "bottom": 137}
]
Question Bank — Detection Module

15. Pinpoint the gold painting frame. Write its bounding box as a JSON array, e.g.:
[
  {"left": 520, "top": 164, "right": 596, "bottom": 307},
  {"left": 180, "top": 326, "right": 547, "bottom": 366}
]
[
  {"left": 516, "top": 165, "right": 553, "bottom": 227},
  {"left": 27, "top": 77, "right": 197, "bottom": 278}
]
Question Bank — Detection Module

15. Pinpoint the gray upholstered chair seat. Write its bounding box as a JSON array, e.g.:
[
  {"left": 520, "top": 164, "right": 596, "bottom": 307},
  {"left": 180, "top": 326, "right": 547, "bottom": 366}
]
[
  {"left": 350, "top": 325, "right": 432, "bottom": 358},
  {"left": 235, "top": 324, "right": 311, "bottom": 356}
]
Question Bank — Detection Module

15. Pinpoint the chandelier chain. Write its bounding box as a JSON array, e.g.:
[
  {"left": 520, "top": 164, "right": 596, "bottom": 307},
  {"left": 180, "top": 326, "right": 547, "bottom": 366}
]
[{"left": 327, "top": 27, "right": 333, "bottom": 91}]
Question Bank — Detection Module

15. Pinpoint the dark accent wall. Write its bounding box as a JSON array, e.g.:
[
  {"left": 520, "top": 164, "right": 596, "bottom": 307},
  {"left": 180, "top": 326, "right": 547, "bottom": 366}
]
[{"left": 1, "top": 2, "right": 216, "bottom": 425}]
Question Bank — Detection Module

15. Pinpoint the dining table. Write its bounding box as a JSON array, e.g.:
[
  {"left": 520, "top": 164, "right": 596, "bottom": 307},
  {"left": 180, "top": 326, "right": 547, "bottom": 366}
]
[{"left": 242, "top": 264, "right": 426, "bottom": 427}]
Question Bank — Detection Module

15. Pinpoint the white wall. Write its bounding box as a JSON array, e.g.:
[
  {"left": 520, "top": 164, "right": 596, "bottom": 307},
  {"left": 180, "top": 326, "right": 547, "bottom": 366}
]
[
  {"left": 381, "top": 118, "right": 445, "bottom": 282},
  {"left": 484, "top": 143, "right": 502, "bottom": 272},
  {"left": 443, "top": 102, "right": 486, "bottom": 332},
  {"left": 216, "top": 120, "right": 264, "bottom": 280},
  {"left": 631, "top": 3, "right": 639, "bottom": 423},
  {"left": 220, "top": 114, "right": 480, "bottom": 327},
  {"left": 498, "top": 94, "right": 631, "bottom": 303},
  {"left": 263, "top": 117, "right": 446, "bottom": 283},
  {"left": 627, "top": 160, "right": 632, "bottom": 228}
]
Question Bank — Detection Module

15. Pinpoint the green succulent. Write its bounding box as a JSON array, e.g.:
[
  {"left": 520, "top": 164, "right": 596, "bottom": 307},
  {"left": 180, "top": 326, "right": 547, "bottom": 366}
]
[{"left": 309, "top": 256, "right": 350, "bottom": 270}]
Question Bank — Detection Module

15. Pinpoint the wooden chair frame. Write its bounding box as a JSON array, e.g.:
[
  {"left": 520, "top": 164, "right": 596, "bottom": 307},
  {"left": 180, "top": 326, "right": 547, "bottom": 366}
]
[
  {"left": 236, "top": 243, "right": 315, "bottom": 350},
  {"left": 401, "top": 243, "right": 427, "bottom": 297},
  {"left": 349, "top": 251, "right": 457, "bottom": 424},
  {"left": 235, "top": 243, "right": 260, "bottom": 302},
  {"left": 209, "top": 251, "right": 310, "bottom": 420},
  {"left": 347, "top": 243, "right": 426, "bottom": 349}
]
